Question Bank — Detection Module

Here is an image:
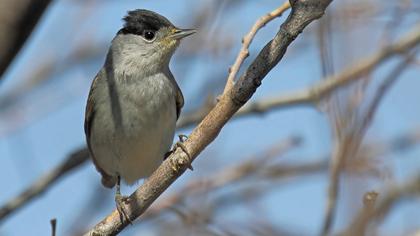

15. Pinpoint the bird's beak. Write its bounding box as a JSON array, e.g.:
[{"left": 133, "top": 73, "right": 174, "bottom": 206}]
[{"left": 170, "top": 28, "right": 197, "bottom": 40}]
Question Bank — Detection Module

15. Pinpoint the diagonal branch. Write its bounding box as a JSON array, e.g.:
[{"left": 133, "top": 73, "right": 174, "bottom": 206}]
[
  {"left": 0, "top": 0, "right": 52, "bottom": 79},
  {"left": 84, "top": 0, "right": 333, "bottom": 235},
  {"left": 0, "top": 148, "right": 88, "bottom": 220}
]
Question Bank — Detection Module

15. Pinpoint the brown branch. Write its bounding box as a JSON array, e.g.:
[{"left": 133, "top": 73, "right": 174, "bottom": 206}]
[
  {"left": 141, "top": 137, "right": 301, "bottom": 222},
  {"left": 179, "top": 22, "right": 420, "bottom": 129},
  {"left": 222, "top": 1, "right": 291, "bottom": 94},
  {"left": 341, "top": 173, "right": 420, "bottom": 236},
  {"left": 0, "top": 0, "right": 52, "bottom": 78},
  {"left": 143, "top": 127, "right": 420, "bottom": 224},
  {"left": 0, "top": 148, "right": 89, "bottom": 221},
  {"left": 84, "top": 1, "right": 333, "bottom": 235},
  {"left": 321, "top": 54, "right": 415, "bottom": 236},
  {"left": 141, "top": 127, "right": 420, "bottom": 231}
]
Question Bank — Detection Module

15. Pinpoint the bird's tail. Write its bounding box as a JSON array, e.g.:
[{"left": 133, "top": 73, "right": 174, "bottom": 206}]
[{"left": 101, "top": 175, "right": 117, "bottom": 188}]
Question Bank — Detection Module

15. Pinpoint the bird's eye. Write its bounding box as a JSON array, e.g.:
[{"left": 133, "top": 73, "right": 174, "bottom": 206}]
[{"left": 143, "top": 30, "right": 155, "bottom": 41}]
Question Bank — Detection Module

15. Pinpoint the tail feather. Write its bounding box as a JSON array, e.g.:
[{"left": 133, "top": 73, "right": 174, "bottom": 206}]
[{"left": 101, "top": 175, "right": 117, "bottom": 188}]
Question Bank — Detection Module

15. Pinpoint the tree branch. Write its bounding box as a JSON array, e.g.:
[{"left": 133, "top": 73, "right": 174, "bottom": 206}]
[
  {"left": 141, "top": 137, "right": 301, "bottom": 222},
  {"left": 321, "top": 53, "right": 416, "bottom": 236},
  {"left": 0, "top": 148, "right": 88, "bottom": 220},
  {"left": 84, "top": 0, "right": 333, "bottom": 235},
  {"left": 341, "top": 174, "right": 420, "bottom": 236},
  {"left": 0, "top": 0, "right": 52, "bottom": 78},
  {"left": 179, "top": 22, "right": 420, "bottom": 129}
]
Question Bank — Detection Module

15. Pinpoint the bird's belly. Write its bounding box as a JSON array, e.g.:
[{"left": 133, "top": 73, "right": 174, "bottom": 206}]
[{"left": 90, "top": 79, "right": 177, "bottom": 185}]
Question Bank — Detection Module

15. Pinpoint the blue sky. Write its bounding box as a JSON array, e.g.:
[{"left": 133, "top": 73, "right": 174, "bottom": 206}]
[{"left": 0, "top": 1, "right": 419, "bottom": 235}]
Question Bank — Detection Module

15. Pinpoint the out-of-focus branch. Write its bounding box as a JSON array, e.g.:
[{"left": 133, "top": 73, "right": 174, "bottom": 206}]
[
  {"left": 223, "top": 1, "right": 291, "bottom": 93},
  {"left": 0, "top": 41, "right": 105, "bottom": 111},
  {"left": 143, "top": 128, "right": 420, "bottom": 229},
  {"left": 321, "top": 54, "right": 414, "bottom": 236},
  {"left": 341, "top": 174, "right": 420, "bottom": 236},
  {"left": 141, "top": 137, "right": 301, "bottom": 222},
  {"left": 178, "top": 23, "right": 420, "bottom": 129},
  {"left": 264, "top": 130, "right": 420, "bottom": 181},
  {"left": 50, "top": 218, "right": 57, "bottom": 236},
  {"left": 0, "top": 148, "right": 88, "bottom": 220},
  {"left": 0, "top": 0, "right": 52, "bottom": 78},
  {"left": 84, "top": 1, "right": 333, "bottom": 234},
  {"left": 148, "top": 127, "right": 420, "bottom": 226}
]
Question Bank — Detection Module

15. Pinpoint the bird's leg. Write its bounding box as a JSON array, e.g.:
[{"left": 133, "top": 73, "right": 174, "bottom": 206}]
[
  {"left": 169, "top": 134, "right": 193, "bottom": 171},
  {"left": 115, "top": 175, "right": 132, "bottom": 224},
  {"left": 178, "top": 134, "right": 188, "bottom": 143}
]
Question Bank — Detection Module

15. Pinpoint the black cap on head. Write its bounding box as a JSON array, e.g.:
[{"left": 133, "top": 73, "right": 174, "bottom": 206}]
[{"left": 118, "top": 9, "right": 173, "bottom": 35}]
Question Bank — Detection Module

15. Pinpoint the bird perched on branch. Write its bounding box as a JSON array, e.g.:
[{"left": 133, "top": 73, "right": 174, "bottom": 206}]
[{"left": 84, "top": 9, "right": 195, "bottom": 221}]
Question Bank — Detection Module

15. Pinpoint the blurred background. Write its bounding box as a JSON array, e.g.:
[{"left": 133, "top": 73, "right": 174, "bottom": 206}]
[{"left": 0, "top": 0, "right": 419, "bottom": 235}]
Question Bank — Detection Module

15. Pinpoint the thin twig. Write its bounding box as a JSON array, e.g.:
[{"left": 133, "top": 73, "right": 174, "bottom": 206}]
[
  {"left": 50, "top": 218, "right": 57, "bottom": 236},
  {"left": 222, "top": 1, "right": 291, "bottom": 94}
]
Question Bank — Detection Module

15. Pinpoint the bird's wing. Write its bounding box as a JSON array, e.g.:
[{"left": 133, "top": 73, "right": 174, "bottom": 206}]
[
  {"left": 175, "top": 83, "right": 184, "bottom": 120},
  {"left": 84, "top": 75, "right": 98, "bottom": 146},
  {"left": 84, "top": 72, "right": 116, "bottom": 188},
  {"left": 166, "top": 70, "right": 184, "bottom": 119}
]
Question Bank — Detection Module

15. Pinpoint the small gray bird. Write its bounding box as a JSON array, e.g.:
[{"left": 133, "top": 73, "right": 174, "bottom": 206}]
[{"left": 84, "top": 9, "right": 195, "bottom": 219}]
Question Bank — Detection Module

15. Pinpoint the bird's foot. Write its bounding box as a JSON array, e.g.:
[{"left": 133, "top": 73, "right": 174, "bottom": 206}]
[
  {"left": 169, "top": 134, "right": 193, "bottom": 171},
  {"left": 115, "top": 192, "right": 132, "bottom": 224}
]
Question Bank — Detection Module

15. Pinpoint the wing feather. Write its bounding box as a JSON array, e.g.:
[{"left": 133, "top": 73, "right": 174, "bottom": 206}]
[{"left": 84, "top": 73, "right": 116, "bottom": 188}]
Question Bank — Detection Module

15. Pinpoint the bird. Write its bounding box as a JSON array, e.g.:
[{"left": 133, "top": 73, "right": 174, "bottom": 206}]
[{"left": 84, "top": 9, "right": 195, "bottom": 221}]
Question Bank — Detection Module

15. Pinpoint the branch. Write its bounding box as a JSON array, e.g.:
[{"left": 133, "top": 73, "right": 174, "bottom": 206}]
[
  {"left": 141, "top": 137, "right": 301, "bottom": 222},
  {"left": 179, "top": 22, "right": 420, "bottom": 129},
  {"left": 84, "top": 0, "right": 333, "bottom": 235},
  {"left": 341, "top": 174, "right": 420, "bottom": 236},
  {"left": 142, "top": 127, "right": 420, "bottom": 224},
  {"left": 0, "top": 0, "right": 52, "bottom": 78},
  {"left": 222, "top": 1, "right": 291, "bottom": 93},
  {"left": 0, "top": 148, "right": 88, "bottom": 220},
  {"left": 321, "top": 54, "right": 415, "bottom": 236},
  {"left": 50, "top": 218, "right": 57, "bottom": 236}
]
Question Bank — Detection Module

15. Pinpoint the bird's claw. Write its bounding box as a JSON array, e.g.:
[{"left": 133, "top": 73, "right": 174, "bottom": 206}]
[
  {"left": 170, "top": 134, "right": 193, "bottom": 171},
  {"left": 178, "top": 134, "right": 188, "bottom": 143},
  {"left": 115, "top": 193, "right": 132, "bottom": 224}
]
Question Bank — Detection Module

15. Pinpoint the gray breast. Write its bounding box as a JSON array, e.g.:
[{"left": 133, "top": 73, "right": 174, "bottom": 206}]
[{"left": 90, "top": 71, "right": 178, "bottom": 183}]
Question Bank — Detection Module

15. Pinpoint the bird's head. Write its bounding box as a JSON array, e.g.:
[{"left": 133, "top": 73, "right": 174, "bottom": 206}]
[{"left": 112, "top": 9, "right": 196, "bottom": 70}]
